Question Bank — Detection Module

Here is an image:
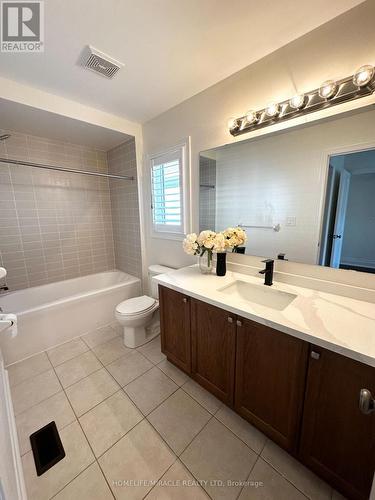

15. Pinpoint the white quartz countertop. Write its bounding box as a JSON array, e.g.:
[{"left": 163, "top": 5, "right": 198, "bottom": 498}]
[{"left": 155, "top": 266, "right": 375, "bottom": 368}]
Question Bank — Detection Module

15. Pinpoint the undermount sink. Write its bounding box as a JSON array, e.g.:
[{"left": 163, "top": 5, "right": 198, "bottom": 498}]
[{"left": 218, "top": 280, "right": 297, "bottom": 311}]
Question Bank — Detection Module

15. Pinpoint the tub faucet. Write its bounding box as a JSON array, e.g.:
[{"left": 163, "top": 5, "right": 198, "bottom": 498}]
[{"left": 259, "top": 259, "right": 274, "bottom": 286}]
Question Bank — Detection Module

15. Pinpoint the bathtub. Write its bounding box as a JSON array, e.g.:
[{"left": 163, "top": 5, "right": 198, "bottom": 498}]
[{"left": 0, "top": 270, "right": 141, "bottom": 365}]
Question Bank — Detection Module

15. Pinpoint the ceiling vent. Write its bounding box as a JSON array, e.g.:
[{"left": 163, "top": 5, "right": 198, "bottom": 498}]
[{"left": 80, "top": 46, "right": 124, "bottom": 79}]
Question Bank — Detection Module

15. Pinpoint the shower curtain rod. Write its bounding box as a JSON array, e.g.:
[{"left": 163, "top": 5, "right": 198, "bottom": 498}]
[{"left": 0, "top": 157, "right": 134, "bottom": 181}]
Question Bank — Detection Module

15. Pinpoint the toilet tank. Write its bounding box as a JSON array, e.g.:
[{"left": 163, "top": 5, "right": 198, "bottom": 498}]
[{"left": 148, "top": 265, "right": 174, "bottom": 299}]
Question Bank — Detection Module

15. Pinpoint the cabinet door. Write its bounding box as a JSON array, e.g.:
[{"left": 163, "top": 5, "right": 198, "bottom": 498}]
[
  {"left": 191, "top": 299, "right": 236, "bottom": 406},
  {"left": 159, "top": 285, "right": 191, "bottom": 373},
  {"left": 235, "top": 318, "right": 308, "bottom": 452},
  {"left": 299, "top": 347, "right": 375, "bottom": 500}
]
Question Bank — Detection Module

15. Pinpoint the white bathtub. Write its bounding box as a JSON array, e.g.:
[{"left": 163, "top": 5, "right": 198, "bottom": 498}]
[{"left": 0, "top": 270, "right": 141, "bottom": 365}]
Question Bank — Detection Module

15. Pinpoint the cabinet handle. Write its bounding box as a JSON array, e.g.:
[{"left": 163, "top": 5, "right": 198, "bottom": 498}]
[
  {"left": 310, "top": 351, "right": 320, "bottom": 360},
  {"left": 236, "top": 320, "right": 242, "bottom": 327},
  {"left": 183, "top": 297, "right": 188, "bottom": 303},
  {"left": 227, "top": 317, "right": 233, "bottom": 323},
  {"left": 359, "top": 388, "right": 375, "bottom": 415}
]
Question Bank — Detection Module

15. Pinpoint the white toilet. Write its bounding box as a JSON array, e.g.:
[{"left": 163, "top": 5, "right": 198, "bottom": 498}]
[{"left": 115, "top": 264, "right": 173, "bottom": 348}]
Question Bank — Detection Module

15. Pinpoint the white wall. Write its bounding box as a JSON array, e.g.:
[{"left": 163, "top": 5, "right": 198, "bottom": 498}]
[
  {"left": 141, "top": 0, "right": 375, "bottom": 271},
  {"left": 211, "top": 110, "right": 375, "bottom": 264}
]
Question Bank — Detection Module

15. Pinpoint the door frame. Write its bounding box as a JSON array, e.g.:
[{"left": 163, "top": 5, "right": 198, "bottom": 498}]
[
  {"left": 316, "top": 141, "right": 375, "bottom": 265},
  {"left": 329, "top": 169, "right": 351, "bottom": 268}
]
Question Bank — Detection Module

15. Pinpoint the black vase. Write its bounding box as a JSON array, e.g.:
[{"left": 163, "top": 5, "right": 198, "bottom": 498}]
[{"left": 216, "top": 252, "right": 227, "bottom": 276}]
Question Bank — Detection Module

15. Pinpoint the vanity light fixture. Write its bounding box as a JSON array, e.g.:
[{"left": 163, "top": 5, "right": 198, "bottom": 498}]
[
  {"left": 353, "top": 64, "right": 374, "bottom": 87},
  {"left": 289, "top": 94, "right": 306, "bottom": 110},
  {"left": 265, "top": 102, "right": 280, "bottom": 118},
  {"left": 229, "top": 64, "right": 375, "bottom": 136},
  {"left": 319, "top": 80, "right": 338, "bottom": 99},
  {"left": 227, "top": 117, "right": 240, "bottom": 132},
  {"left": 245, "top": 110, "right": 258, "bottom": 125}
]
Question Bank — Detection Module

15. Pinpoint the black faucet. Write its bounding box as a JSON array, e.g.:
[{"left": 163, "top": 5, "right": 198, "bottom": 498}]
[{"left": 259, "top": 259, "right": 274, "bottom": 286}]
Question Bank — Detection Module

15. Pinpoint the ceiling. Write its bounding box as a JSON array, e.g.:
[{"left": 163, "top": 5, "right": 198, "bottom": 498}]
[
  {"left": 0, "top": 0, "right": 365, "bottom": 124},
  {"left": 0, "top": 98, "right": 131, "bottom": 150}
]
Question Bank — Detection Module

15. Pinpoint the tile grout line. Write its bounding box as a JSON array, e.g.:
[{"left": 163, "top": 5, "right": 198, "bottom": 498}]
[
  {"left": 258, "top": 454, "right": 313, "bottom": 500},
  {"left": 234, "top": 454, "right": 261, "bottom": 500},
  {"left": 13, "top": 341, "right": 174, "bottom": 422},
  {"left": 46, "top": 347, "right": 117, "bottom": 500},
  {"left": 122, "top": 367, "right": 180, "bottom": 417},
  {"left": 11, "top": 331, "right": 335, "bottom": 500},
  {"left": 141, "top": 456, "right": 214, "bottom": 500},
  {"left": 53, "top": 340, "right": 214, "bottom": 498},
  {"left": 6, "top": 321, "right": 117, "bottom": 370},
  {"left": 12, "top": 370, "right": 64, "bottom": 418}
]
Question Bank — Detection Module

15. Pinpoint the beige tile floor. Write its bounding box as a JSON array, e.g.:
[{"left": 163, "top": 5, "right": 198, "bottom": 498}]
[{"left": 7, "top": 324, "right": 346, "bottom": 500}]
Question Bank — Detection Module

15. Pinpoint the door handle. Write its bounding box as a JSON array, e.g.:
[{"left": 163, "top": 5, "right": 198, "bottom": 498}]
[
  {"left": 236, "top": 320, "right": 242, "bottom": 327},
  {"left": 359, "top": 388, "right": 375, "bottom": 415},
  {"left": 227, "top": 317, "right": 233, "bottom": 323},
  {"left": 183, "top": 297, "right": 188, "bottom": 303}
]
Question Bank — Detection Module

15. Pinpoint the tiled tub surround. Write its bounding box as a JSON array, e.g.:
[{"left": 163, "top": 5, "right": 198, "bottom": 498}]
[
  {"left": 0, "top": 270, "right": 141, "bottom": 365},
  {"left": 199, "top": 155, "right": 216, "bottom": 232},
  {"left": 0, "top": 131, "right": 116, "bottom": 290},
  {"left": 6, "top": 326, "right": 340, "bottom": 500},
  {"left": 108, "top": 139, "right": 142, "bottom": 279}
]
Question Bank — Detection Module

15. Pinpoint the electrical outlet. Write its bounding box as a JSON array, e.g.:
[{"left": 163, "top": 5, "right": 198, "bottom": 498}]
[{"left": 286, "top": 216, "right": 296, "bottom": 227}]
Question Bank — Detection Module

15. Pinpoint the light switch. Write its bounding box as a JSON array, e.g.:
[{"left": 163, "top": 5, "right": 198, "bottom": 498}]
[{"left": 286, "top": 216, "right": 296, "bottom": 226}]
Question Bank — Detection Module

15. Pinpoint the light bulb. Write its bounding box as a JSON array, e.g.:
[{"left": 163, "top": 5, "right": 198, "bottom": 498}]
[
  {"left": 245, "top": 110, "right": 258, "bottom": 125},
  {"left": 289, "top": 94, "right": 305, "bottom": 110},
  {"left": 227, "top": 117, "right": 239, "bottom": 131},
  {"left": 319, "top": 80, "right": 337, "bottom": 99},
  {"left": 265, "top": 102, "right": 280, "bottom": 118},
  {"left": 353, "top": 65, "right": 374, "bottom": 87}
]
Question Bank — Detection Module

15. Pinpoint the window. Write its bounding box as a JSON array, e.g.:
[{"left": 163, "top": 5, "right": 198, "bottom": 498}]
[{"left": 150, "top": 140, "right": 190, "bottom": 239}]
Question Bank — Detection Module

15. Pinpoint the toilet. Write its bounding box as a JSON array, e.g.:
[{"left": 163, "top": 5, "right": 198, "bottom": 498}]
[{"left": 115, "top": 264, "right": 173, "bottom": 348}]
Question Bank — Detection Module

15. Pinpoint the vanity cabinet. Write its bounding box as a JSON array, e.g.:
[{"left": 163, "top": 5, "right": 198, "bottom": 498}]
[
  {"left": 191, "top": 299, "right": 236, "bottom": 406},
  {"left": 235, "top": 317, "right": 309, "bottom": 452},
  {"left": 159, "top": 285, "right": 375, "bottom": 499},
  {"left": 159, "top": 286, "right": 191, "bottom": 373},
  {"left": 299, "top": 346, "right": 375, "bottom": 500}
]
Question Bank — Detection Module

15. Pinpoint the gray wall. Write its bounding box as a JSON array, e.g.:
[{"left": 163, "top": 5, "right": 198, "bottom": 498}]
[
  {"left": 341, "top": 172, "right": 375, "bottom": 269},
  {"left": 0, "top": 131, "right": 116, "bottom": 290},
  {"left": 108, "top": 139, "right": 142, "bottom": 279}
]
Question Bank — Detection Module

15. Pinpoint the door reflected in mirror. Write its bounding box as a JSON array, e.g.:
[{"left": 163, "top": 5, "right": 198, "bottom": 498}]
[
  {"left": 199, "top": 107, "right": 375, "bottom": 274},
  {"left": 320, "top": 149, "right": 375, "bottom": 274}
]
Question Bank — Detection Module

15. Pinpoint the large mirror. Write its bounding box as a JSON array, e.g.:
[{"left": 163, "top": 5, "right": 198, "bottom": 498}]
[{"left": 200, "top": 107, "right": 375, "bottom": 273}]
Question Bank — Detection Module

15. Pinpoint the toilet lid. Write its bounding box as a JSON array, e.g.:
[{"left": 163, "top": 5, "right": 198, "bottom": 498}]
[{"left": 116, "top": 295, "right": 156, "bottom": 315}]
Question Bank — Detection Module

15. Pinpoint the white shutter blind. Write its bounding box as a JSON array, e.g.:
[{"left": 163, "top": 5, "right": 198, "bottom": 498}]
[{"left": 151, "top": 148, "right": 184, "bottom": 235}]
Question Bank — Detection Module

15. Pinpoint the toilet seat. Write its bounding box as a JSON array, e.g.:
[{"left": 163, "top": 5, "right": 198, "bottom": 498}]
[{"left": 116, "top": 295, "right": 157, "bottom": 317}]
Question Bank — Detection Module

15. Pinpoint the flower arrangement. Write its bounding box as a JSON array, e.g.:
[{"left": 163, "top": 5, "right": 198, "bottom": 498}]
[
  {"left": 183, "top": 227, "right": 247, "bottom": 274},
  {"left": 222, "top": 227, "right": 247, "bottom": 251}
]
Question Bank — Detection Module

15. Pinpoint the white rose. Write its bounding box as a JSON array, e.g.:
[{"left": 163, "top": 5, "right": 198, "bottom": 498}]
[{"left": 213, "top": 233, "right": 226, "bottom": 253}]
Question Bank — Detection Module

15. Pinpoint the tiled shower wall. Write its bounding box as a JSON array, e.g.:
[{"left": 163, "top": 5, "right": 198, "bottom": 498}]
[
  {"left": 108, "top": 139, "right": 142, "bottom": 279},
  {"left": 199, "top": 155, "right": 216, "bottom": 232},
  {"left": 0, "top": 131, "right": 115, "bottom": 290}
]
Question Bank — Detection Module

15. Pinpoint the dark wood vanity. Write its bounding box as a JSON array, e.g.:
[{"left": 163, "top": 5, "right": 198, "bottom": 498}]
[{"left": 159, "top": 285, "right": 375, "bottom": 500}]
